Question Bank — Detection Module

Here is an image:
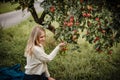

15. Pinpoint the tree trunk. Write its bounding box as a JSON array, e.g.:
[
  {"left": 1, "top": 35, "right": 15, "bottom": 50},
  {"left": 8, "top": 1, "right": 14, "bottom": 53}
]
[
  {"left": 29, "top": 5, "right": 55, "bottom": 33},
  {"left": 28, "top": 5, "right": 40, "bottom": 24},
  {"left": 39, "top": 11, "right": 55, "bottom": 33}
]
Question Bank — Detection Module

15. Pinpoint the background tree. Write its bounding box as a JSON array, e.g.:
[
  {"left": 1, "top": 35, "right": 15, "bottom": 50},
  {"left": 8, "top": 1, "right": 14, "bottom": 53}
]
[
  {"left": 14, "top": 0, "right": 55, "bottom": 32},
  {"left": 13, "top": 0, "right": 120, "bottom": 53}
]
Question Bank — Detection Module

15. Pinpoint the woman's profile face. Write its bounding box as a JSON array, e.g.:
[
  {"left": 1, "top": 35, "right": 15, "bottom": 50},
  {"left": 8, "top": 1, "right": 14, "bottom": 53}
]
[{"left": 38, "top": 31, "right": 46, "bottom": 45}]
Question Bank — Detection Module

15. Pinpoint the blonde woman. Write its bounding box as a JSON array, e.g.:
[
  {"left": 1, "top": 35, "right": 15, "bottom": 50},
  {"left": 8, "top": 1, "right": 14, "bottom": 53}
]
[{"left": 24, "top": 26, "right": 66, "bottom": 80}]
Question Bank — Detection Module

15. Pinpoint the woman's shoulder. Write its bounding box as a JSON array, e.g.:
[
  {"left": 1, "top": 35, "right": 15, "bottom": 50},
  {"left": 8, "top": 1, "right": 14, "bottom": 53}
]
[
  {"left": 33, "top": 45, "right": 40, "bottom": 49},
  {"left": 33, "top": 45, "right": 43, "bottom": 51}
]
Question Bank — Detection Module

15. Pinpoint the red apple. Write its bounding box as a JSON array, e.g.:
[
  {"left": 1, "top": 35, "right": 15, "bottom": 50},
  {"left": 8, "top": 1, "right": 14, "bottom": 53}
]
[
  {"left": 67, "top": 22, "right": 73, "bottom": 27},
  {"left": 80, "top": 0, "right": 84, "bottom": 3},
  {"left": 87, "top": 13, "right": 91, "bottom": 17},
  {"left": 50, "top": 6, "right": 55, "bottom": 12},
  {"left": 95, "top": 17, "right": 99, "bottom": 21},
  {"left": 82, "top": 13, "right": 87, "bottom": 17},
  {"left": 70, "top": 16, "right": 74, "bottom": 22}
]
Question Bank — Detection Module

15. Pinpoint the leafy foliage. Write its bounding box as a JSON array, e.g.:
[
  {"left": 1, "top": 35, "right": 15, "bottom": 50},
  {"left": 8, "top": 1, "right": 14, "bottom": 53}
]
[
  {"left": 41, "top": 0, "right": 120, "bottom": 53},
  {"left": 10, "top": 0, "right": 120, "bottom": 53}
]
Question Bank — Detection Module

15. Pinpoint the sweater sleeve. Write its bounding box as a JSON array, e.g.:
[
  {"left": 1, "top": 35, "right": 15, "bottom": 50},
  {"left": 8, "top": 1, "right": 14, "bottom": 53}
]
[
  {"left": 45, "top": 66, "right": 50, "bottom": 77},
  {"left": 33, "top": 45, "right": 60, "bottom": 62}
]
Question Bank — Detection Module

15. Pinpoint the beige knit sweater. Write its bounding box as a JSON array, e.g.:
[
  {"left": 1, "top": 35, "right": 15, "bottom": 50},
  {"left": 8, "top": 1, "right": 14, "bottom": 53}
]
[{"left": 24, "top": 44, "right": 60, "bottom": 77}]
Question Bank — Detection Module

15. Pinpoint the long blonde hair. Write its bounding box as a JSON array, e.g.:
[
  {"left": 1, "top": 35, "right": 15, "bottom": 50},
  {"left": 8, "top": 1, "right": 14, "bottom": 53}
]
[{"left": 24, "top": 26, "right": 45, "bottom": 56}]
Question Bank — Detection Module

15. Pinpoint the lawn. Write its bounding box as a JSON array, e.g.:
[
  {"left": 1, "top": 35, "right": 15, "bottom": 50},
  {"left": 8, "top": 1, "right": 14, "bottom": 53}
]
[
  {"left": 0, "top": 14, "right": 120, "bottom": 80},
  {"left": 0, "top": 2, "right": 19, "bottom": 14}
]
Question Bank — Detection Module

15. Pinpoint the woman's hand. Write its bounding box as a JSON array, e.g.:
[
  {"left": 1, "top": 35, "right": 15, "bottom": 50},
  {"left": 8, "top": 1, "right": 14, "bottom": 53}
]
[
  {"left": 48, "top": 77, "right": 55, "bottom": 80},
  {"left": 58, "top": 42, "right": 67, "bottom": 47}
]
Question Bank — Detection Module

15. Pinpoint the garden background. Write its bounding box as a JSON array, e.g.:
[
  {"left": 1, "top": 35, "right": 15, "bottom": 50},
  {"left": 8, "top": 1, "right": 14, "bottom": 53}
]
[{"left": 0, "top": 0, "right": 120, "bottom": 80}]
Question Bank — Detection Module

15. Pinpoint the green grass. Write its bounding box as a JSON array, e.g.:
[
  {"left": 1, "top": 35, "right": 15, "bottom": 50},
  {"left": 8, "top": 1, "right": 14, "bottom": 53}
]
[
  {"left": 0, "top": 15, "right": 120, "bottom": 80},
  {"left": 0, "top": 15, "right": 36, "bottom": 68},
  {"left": 48, "top": 42, "right": 120, "bottom": 80},
  {"left": 0, "top": 2, "right": 19, "bottom": 14}
]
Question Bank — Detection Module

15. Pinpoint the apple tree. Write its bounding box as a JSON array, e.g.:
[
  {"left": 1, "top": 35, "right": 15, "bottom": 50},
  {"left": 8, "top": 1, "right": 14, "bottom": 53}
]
[
  {"left": 40, "top": 0, "right": 120, "bottom": 54},
  {"left": 14, "top": 0, "right": 120, "bottom": 54}
]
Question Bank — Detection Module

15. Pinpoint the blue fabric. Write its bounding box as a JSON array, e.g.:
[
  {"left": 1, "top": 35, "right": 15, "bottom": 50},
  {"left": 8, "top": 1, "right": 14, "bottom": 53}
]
[{"left": 0, "top": 64, "right": 25, "bottom": 80}]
